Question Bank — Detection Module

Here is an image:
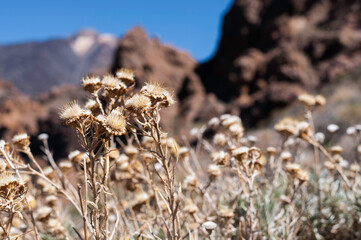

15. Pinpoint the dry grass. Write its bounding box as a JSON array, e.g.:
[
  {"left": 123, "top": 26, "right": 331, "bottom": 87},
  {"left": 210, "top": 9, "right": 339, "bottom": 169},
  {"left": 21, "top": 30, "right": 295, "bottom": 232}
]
[{"left": 0, "top": 70, "right": 360, "bottom": 239}]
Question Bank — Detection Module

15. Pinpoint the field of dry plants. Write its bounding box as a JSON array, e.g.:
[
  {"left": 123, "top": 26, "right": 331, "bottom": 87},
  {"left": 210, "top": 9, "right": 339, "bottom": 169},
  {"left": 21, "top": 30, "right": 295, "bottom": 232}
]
[{"left": 0, "top": 69, "right": 360, "bottom": 239}]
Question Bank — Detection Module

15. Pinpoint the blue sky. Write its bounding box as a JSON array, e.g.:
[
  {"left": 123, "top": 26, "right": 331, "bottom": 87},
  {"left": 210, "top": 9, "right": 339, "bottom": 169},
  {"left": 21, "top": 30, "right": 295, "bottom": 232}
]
[{"left": 0, "top": 0, "right": 233, "bottom": 61}]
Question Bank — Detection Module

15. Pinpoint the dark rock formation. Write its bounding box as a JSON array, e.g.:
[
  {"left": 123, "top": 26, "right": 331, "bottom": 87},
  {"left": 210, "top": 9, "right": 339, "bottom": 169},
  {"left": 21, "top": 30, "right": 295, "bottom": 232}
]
[{"left": 197, "top": 0, "right": 361, "bottom": 126}]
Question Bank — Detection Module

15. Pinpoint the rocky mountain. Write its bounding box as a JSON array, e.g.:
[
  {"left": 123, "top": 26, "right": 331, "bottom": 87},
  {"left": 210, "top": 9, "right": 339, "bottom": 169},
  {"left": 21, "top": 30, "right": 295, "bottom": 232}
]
[
  {"left": 0, "top": 29, "right": 117, "bottom": 95},
  {"left": 196, "top": 0, "right": 361, "bottom": 126}
]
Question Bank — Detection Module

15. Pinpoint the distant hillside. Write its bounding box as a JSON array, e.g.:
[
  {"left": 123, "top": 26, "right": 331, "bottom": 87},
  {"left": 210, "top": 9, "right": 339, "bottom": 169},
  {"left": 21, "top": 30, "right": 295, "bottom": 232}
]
[{"left": 0, "top": 30, "right": 117, "bottom": 95}]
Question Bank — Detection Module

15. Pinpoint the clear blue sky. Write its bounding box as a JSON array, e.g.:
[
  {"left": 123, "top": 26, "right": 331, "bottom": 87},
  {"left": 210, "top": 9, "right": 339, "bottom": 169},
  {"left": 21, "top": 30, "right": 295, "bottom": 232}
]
[{"left": 0, "top": 0, "right": 233, "bottom": 61}]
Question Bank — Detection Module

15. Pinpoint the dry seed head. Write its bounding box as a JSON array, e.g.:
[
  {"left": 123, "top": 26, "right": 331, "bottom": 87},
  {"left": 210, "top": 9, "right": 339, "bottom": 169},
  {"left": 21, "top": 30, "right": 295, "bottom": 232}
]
[
  {"left": 82, "top": 76, "right": 102, "bottom": 93},
  {"left": 60, "top": 101, "right": 88, "bottom": 125},
  {"left": 105, "top": 108, "right": 127, "bottom": 136},
  {"left": 211, "top": 151, "right": 229, "bottom": 166},
  {"left": 184, "top": 175, "right": 197, "bottom": 188},
  {"left": 232, "top": 146, "right": 249, "bottom": 162},
  {"left": 327, "top": 124, "right": 339, "bottom": 133},
  {"left": 35, "top": 206, "right": 52, "bottom": 221},
  {"left": 58, "top": 160, "right": 73, "bottom": 171},
  {"left": 140, "top": 82, "right": 174, "bottom": 107},
  {"left": 286, "top": 163, "right": 301, "bottom": 175},
  {"left": 45, "top": 195, "right": 58, "bottom": 207},
  {"left": 248, "top": 147, "right": 262, "bottom": 159},
  {"left": 213, "top": 133, "right": 227, "bottom": 146},
  {"left": 184, "top": 201, "right": 198, "bottom": 214},
  {"left": 315, "top": 95, "right": 326, "bottom": 106},
  {"left": 202, "top": 221, "right": 217, "bottom": 233},
  {"left": 124, "top": 145, "right": 139, "bottom": 158},
  {"left": 296, "top": 169, "right": 309, "bottom": 182},
  {"left": 346, "top": 126, "right": 356, "bottom": 135},
  {"left": 178, "top": 147, "right": 189, "bottom": 159},
  {"left": 298, "top": 93, "right": 316, "bottom": 107},
  {"left": 330, "top": 145, "right": 343, "bottom": 155},
  {"left": 315, "top": 132, "right": 325, "bottom": 143},
  {"left": 116, "top": 68, "right": 135, "bottom": 85},
  {"left": 207, "top": 164, "right": 221, "bottom": 177},
  {"left": 229, "top": 123, "right": 244, "bottom": 137},
  {"left": 350, "top": 163, "right": 361, "bottom": 172},
  {"left": 12, "top": 133, "right": 30, "bottom": 149},
  {"left": 222, "top": 115, "right": 241, "bottom": 128},
  {"left": 358, "top": 144, "right": 361, "bottom": 156},
  {"left": 131, "top": 191, "right": 150, "bottom": 209},
  {"left": 38, "top": 133, "right": 49, "bottom": 141},
  {"left": 125, "top": 94, "right": 151, "bottom": 114},
  {"left": 275, "top": 118, "right": 299, "bottom": 136},
  {"left": 0, "top": 172, "right": 25, "bottom": 200},
  {"left": 219, "top": 207, "right": 235, "bottom": 218},
  {"left": 280, "top": 151, "right": 292, "bottom": 162},
  {"left": 208, "top": 117, "right": 220, "bottom": 129},
  {"left": 324, "top": 160, "right": 335, "bottom": 170},
  {"left": 296, "top": 121, "right": 311, "bottom": 137},
  {"left": 267, "top": 146, "right": 277, "bottom": 155},
  {"left": 102, "top": 74, "right": 127, "bottom": 96}
]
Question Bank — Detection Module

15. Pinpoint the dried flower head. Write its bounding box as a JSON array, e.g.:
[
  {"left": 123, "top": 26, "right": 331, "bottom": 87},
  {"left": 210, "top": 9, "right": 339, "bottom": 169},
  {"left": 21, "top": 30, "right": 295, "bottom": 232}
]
[
  {"left": 211, "top": 151, "right": 229, "bottom": 166},
  {"left": 116, "top": 68, "right": 135, "bottom": 85},
  {"left": 60, "top": 101, "right": 89, "bottom": 126},
  {"left": 207, "top": 164, "right": 221, "bottom": 177},
  {"left": 330, "top": 145, "right": 343, "bottom": 155},
  {"left": 208, "top": 117, "right": 220, "bottom": 129},
  {"left": 232, "top": 147, "right": 249, "bottom": 162},
  {"left": 102, "top": 74, "right": 127, "bottom": 96},
  {"left": 202, "top": 221, "right": 217, "bottom": 234},
  {"left": 327, "top": 124, "right": 339, "bottom": 133},
  {"left": 0, "top": 172, "right": 26, "bottom": 200},
  {"left": 183, "top": 200, "right": 198, "bottom": 214},
  {"left": 213, "top": 133, "right": 227, "bottom": 146},
  {"left": 266, "top": 146, "right": 277, "bottom": 155},
  {"left": 12, "top": 133, "right": 30, "bottom": 149},
  {"left": 124, "top": 145, "right": 139, "bottom": 158},
  {"left": 105, "top": 108, "right": 127, "bottom": 136},
  {"left": 125, "top": 94, "right": 151, "bottom": 115},
  {"left": 140, "top": 82, "right": 174, "bottom": 107},
  {"left": 298, "top": 93, "right": 316, "bottom": 107},
  {"left": 35, "top": 206, "right": 52, "bottom": 221},
  {"left": 280, "top": 151, "right": 292, "bottom": 162},
  {"left": 184, "top": 175, "right": 197, "bottom": 189},
  {"left": 315, "top": 94, "right": 326, "bottom": 106},
  {"left": 275, "top": 118, "right": 299, "bottom": 137},
  {"left": 324, "top": 160, "right": 335, "bottom": 170},
  {"left": 38, "top": 133, "right": 49, "bottom": 141},
  {"left": 82, "top": 76, "right": 102, "bottom": 93}
]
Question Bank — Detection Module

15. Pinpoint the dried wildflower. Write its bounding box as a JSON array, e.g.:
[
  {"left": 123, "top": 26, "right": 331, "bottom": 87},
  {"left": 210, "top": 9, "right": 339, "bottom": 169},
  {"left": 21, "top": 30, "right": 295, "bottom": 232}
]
[
  {"left": 12, "top": 133, "right": 30, "bottom": 149},
  {"left": 296, "top": 169, "right": 309, "bottom": 182},
  {"left": 141, "top": 151, "right": 155, "bottom": 164},
  {"left": 267, "top": 146, "right": 277, "bottom": 155},
  {"left": 248, "top": 147, "right": 262, "bottom": 159},
  {"left": 222, "top": 115, "right": 241, "bottom": 128},
  {"left": 350, "top": 163, "right": 361, "bottom": 172},
  {"left": 286, "top": 163, "right": 301, "bottom": 175},
  {"left": 178, "top": 147, "right": 189, "bottom": 159},
  {"left": 184, "top": 201, "right": 198, "bottom": 214},
  {"left": 275, "top": 118, "right": 299, "bottom": 137},
  {"left": 229, "top": 123, "right": 244, "bottom": 137},
  {"left": 60, "top": 101, "right": 89, "bottom": 126},
  {"left": 281, "top": 151, "right": 292, "bottom": 162},
  {"left": 315, "top": 132, "right": 325, "bottom": 143},
  {"left": 315, "top": 95, "right": 326, "bottom": 106},
  {"left": 327, "top": 124, "right": 339, "bottom": 133},
  {"left": 213, "top": 133, "right": 227, "bottom": 146},
  {"left": 208, "top": 117, "right": 220, "bottom": 129},
  {"left": 124, "top": 145, "right": 139, "bottom": 159},
  {"left": 208, "top": 164, "right": 221, "bottom": 178},
  {"left": 35, "top": 206, "right": 52, "bottom": 221},
  {"left": 0, "top": 172, "right": 25, "bottom": 200},
  {"left": 330, "top": 145, "right": 343, "bottom": 155},
  {"left": 346, "top": 126, "right": 357, "bottom": 135},
  {"left": 125, "top": 94, "right": 151, "bottom": 115},
  {"left": 102, "top": 74, "right": 127, "bottom": 96},
  {"left": 324, "top": 161, "right": 335, "bottom": 170},
  {"left": 296, "top": 121, "right": 311, "bottom": 137},
  {"left": 45, "top": 195, "right": 58, "bottom": 207},
  {"left": 232, "top": 147, "right": 249, "bottom": 162},
  {"left": 131, "top": 191, "right": 150, "bottom": 210},
  {"left": 82, "top": 76, "right": 102, "bottom": 93},
  {"left": 202, "top": 221, "right": 217, "bottom": 234},
  {"left": 38, "top": 133, "right": 49, "bottom": 141},
  {"left": 27, "top": 194, "right": 36, "bottom": 208},
  {"left": 358, "top": 144, "right": 361, "bottom": 156},
  {"left": 105, "top": 108, "right": 127, "bottom": 136},
  {"left": 68, "top": 150, "right": 86, "bottom": 164},
  {"left": 248, "top": 135, "right": 258, "bottom": 143},
  {"left": 184, "top": 175, "right": 197, "bottom": 189},
  {"left": 140, "top": 82, "right": 174, "bottom": 107},
  {"left": 298, "top": 93, "right": 316, "bottom": 107},
  {"left": 219, "top": 207, "right": 235, "bottom": 218},
  {"left": 116, "top": 68, "right": 135, "bottom": 85},
  {"left": 280, "top": 195, "right": 291, "bottom": 204},
  {"left": 211, "top": 151, "right": 229, "bottom": 166},
  {"left": 84, "top": 99, "right": 100, "bottom": 115},
  {"left": 58, "top": 160, "right": 73, "bottom": 171}
]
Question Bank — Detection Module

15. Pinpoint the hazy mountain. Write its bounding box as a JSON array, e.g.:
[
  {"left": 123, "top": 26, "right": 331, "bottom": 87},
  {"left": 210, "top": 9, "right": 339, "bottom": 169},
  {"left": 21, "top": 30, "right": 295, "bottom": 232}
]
[{"left": 0, "top": 29, "right": 117, "bottom": 95}]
